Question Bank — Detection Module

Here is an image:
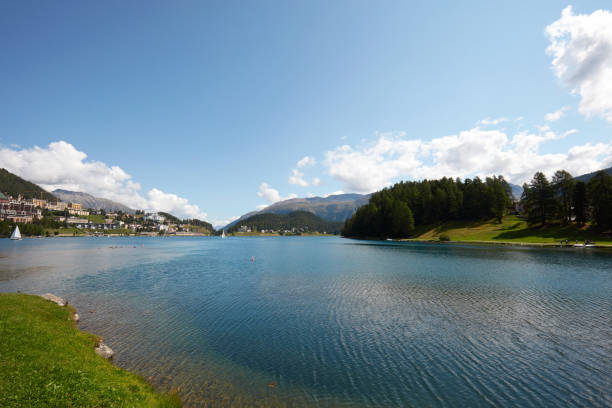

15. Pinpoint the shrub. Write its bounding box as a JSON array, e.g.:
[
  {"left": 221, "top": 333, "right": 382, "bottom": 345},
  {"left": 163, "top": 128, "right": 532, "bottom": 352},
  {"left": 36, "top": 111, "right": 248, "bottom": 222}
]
[{"left": 439, "top": 233, "right": 451, "bottom": 242}]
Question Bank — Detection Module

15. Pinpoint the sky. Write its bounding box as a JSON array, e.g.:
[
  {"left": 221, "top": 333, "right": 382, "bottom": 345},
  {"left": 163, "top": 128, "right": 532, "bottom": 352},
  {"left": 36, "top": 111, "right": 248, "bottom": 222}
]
[{"left": 1, "top": 1, "right": 611, "bottom": 227}]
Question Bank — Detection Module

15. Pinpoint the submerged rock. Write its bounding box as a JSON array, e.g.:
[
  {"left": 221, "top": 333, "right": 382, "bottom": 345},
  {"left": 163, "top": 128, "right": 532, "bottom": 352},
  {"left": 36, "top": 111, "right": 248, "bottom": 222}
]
[
  {"left": 95, "top": 342, "right": 114, "bottom": 359},
  {"left": 41, "top": 293, "right": 66, "bottom": 307}
]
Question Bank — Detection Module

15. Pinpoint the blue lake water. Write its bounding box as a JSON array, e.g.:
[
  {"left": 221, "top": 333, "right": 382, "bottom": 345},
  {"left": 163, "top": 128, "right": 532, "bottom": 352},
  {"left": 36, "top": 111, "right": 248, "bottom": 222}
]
[{"left": 0, "top": 236, "right": 610, "bottom": 407}]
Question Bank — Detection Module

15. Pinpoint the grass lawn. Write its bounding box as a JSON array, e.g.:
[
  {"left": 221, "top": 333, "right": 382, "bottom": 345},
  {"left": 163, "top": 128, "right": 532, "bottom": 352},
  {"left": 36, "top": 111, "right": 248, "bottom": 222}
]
[
  {"left": 409, "top": 215, "right": 612, "bottom": 245},
  {"left": 44, "top": 228, "right": 86, "bottom": 236},
  {"left": 0, "top": 293, "right": 180, "bottom": 407},
  {"left": 87, "top": 214, "right": 105, "bottom": 224}
]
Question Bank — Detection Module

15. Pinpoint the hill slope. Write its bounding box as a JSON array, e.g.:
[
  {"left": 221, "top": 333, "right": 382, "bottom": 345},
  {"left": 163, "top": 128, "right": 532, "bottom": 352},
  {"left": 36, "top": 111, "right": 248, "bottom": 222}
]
[
  {"left": 228, "top": 210, "right": 344, "bottom": 234},
  {"left": 575, "top": 167, "right": 612, "bottom": 183},
  {"left": 408, "top": 215, "right": 612, "bottom": 245},
  {"left": 225, "top": 193, "right": 369, "bottom": 229},
  {"left": 0, "top": 168, "right": 57, "bottom": 201},
  {"left": 52, "top": 189, "right": 135, "bottom": 213}
]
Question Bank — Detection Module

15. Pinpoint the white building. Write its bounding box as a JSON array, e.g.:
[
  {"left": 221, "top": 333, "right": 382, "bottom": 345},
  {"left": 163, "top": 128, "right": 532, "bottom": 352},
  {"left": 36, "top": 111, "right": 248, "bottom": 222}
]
[{"left": 145, "top": 212, "right": 166, "bottom": 223}]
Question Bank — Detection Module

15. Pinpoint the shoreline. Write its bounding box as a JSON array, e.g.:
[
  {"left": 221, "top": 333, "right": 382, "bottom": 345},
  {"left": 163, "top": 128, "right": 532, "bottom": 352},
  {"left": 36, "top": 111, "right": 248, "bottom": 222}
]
[
  {"left": 344, "top": 236, "right": 612, "bottom": 249},
  {"left": 0, "top": 292, "right": 181, "bottom": 407}
]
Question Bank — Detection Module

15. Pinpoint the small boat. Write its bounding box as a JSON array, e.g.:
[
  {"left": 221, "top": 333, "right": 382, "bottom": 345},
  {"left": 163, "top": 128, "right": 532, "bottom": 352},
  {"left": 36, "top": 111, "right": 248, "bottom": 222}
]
[{"left": 10, "top": 225, "right": 22, "bottom": 241}]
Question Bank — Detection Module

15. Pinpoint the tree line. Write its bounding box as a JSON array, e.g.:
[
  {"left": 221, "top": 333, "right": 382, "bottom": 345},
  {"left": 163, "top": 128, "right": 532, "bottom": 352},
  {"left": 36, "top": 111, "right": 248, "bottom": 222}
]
[
  {"left": 343, "top": 176, "right": 512, "bottom": 238},
  {"left": 228, "top": 211, "right": 343, "bottom": 234},
  {"left": 521, "top": 170, "right": 612, "bottom": 229},
  {"left": 342, "top": 170, "right": 612, "bottom": 239}
]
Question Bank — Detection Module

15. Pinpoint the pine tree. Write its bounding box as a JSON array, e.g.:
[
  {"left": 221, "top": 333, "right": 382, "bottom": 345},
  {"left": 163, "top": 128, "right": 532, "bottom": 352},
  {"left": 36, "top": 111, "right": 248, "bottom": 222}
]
[
  {"left": 587, "top": 171, "right": 612, "bottom": 230},
  {"left": 573, "top": 181, "right": 587, "bottom": 225},
  {"left": 552, "top": 170, "right": 575, "bottom": 223},
  {"left": 522, "top": 172, "right": 555, "bottom": 226}
]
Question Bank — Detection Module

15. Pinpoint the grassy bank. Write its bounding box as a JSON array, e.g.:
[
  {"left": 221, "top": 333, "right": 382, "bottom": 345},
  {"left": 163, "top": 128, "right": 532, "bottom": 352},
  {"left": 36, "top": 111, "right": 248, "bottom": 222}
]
[
  {"left": 0, "top": 293, "right": 180, "bottom": 407},
  {"left": 407, "top": 215, "right": 612, "bottom": 245}
]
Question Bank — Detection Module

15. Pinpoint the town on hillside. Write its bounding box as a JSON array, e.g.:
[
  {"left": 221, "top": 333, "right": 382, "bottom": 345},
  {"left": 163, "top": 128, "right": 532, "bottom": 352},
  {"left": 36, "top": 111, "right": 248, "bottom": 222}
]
[{"left": 0, "top": 193, "right": 212, "bottom": 237}]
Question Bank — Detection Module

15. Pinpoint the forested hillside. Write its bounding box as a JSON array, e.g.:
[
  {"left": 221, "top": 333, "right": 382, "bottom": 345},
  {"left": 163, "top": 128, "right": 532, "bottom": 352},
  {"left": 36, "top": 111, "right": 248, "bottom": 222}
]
[
  {"left": 0, "top": 168, "right": 57, "bottom": 201},
  {"left": 228, "top": 211, "right": 343, "bottom": 234},
  {"left": 344, "top": 170, "right": 612, "bottom": 239},
  {"left": 343, "top": 176, "right": 511, "bottom": 239}
]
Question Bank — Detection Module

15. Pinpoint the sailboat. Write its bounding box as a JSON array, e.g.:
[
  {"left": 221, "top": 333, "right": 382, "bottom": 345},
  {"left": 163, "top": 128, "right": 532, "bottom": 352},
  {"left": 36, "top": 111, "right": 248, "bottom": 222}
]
[
  {"left": 221, "top": 230, "right": 226, "bottom": 239},
  {"left": 10, "top": 225, "right": 22, "bottom": 241}
]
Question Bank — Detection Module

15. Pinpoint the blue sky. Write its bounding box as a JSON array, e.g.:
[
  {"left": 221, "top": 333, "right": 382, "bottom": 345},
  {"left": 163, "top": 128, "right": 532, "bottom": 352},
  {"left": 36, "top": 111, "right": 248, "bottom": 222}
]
[{"left": 1, "top": 1, "right": 611, "bottom": 226}]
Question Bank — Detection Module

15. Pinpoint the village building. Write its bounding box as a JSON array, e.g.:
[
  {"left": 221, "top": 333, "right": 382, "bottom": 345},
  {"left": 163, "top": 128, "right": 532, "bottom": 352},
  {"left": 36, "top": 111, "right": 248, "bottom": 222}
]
[
  {"left": 0, "top": 194, "right": 38, "bottom": 223},
  {"left": 68, "top": 208, "right": 90, "bottom": 216},
  {"left": 145, "top": 212, "right": 166, "bottom": 223}
]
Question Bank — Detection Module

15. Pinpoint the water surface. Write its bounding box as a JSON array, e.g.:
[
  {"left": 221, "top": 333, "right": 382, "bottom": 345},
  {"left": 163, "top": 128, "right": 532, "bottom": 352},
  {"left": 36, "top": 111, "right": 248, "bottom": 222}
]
[{"left": 0, "top": 237, "right": 610, "bottom": 407}]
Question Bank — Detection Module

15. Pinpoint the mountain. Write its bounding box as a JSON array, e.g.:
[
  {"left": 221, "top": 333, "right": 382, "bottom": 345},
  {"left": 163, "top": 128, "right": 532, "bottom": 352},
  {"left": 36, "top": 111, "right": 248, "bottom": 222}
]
[
  {"left": 227, "top": 211, "right": 344, "bottom": 234},
  {"left": 52, "top": 189, "right": 135, "bottom": 213},
  {"left": 509, "top": 183, "right": 523, "bottom": 200},
  {"left": 224, "top": 193, "right": 370, "bottom": 229},
  {"left": 0, "top": 168, "right": 57, "bottom": 201},
  {"left": 575, "top": 167, "right": 612, "bottom": 183}
]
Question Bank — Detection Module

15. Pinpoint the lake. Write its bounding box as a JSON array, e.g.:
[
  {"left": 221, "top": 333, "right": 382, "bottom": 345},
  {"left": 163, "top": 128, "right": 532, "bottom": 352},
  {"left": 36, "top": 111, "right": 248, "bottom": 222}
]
[{"left": 0, "top": 236, "right": 610, "bottom": 407}]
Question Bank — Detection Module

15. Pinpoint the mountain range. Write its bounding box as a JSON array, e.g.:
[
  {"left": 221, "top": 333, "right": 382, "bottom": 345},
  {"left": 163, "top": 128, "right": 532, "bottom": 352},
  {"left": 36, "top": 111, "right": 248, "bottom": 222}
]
[
  {"left": 227, "top": 210, "right": 344, "bottom": 234},
  {"left": 224, "top": 193, "right": 370, "bottom": 229},
  {"left": 52, "top": 189, "right": 135, "bottom": 214}
]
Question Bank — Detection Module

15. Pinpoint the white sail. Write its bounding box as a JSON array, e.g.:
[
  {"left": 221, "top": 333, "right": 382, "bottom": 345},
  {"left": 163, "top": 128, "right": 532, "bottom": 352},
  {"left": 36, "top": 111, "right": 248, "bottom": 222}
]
[
  {"left": 10, "top": 225, "right": 22, "bottom": 240},
  {"left": 221, "top": 230, "right": 226, "bottom": 239}
]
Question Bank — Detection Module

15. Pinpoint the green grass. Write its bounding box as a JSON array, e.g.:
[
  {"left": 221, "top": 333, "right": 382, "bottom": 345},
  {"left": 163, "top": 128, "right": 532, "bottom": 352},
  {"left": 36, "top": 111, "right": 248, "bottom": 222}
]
[
  {"left": 409, "top": 215, "right": 612, "bottom": 245},
  {"left": 87, "top": 214, "right": 105, "bottom": 224},
  {"left": 0, "top": 293, "right": 181, "bottom": 407}
]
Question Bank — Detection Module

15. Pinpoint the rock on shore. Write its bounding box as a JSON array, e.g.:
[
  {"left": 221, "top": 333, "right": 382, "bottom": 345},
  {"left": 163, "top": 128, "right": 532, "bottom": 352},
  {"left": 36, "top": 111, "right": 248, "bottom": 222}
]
[
  {"left": 41, "top": 293, "right": 66, "bottom": 307},
  {"left": 40, "top": 293, "right": 114, "bottom": 359},
  {"left": 95, "top": 342, "right": 114, "bottom": 359}
]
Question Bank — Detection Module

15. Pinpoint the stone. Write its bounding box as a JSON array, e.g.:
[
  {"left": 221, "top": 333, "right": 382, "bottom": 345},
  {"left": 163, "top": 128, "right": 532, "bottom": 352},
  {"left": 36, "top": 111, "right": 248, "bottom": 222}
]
[
  {"left": 95, "top": 342, "right": 114, "bottom": 359},
  {"left": 41, "top": 293, "right": 66, "bottom": 307}
]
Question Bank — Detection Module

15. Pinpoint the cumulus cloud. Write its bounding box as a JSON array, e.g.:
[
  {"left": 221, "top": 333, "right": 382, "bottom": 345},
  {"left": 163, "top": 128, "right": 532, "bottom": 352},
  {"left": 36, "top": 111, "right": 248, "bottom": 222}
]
[
  {"left": 0, "top": 141, "right": 208, "bottom": 220},
  {"left": 257, "top": 182, "right": 297, "bottom": 203},
  {"left": 324, "top": 132, "right": 423, "bottom": 193},
  {"left": 296, "top": 156, "right": 316, "bottom": 168},
  {"left": 323, "top": 190, "right": 345, "bottom": 197},
  {"left": 478, "top": 117, "right": 509, "bottom": 125},
  {"left": 312, "top": 177, "right": 322, "bottom": 186},
  {"left": 211, "top": 215, "right": 239, "bottom": 229},
  {"left": 324, "top": 127, "right": 612, "bottom": 193},
  {"left": 289, "top": 156, "right": 319, "bottom": 186},
  {"left": 545, "top": 106, "right": 570, "bottom": 122},
  {"left": 288, "top": 169, "right": 309, "bottom": 186},
  {"left": 546, "top": 6, "right": 612, "bottom": 122}
]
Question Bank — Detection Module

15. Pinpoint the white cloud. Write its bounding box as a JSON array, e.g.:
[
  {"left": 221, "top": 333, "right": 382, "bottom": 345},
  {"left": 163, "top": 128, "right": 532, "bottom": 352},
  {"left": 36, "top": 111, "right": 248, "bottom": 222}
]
[
  {"left": 324, "top": 132, "right": 424, "bottom": 193},
  {"left": 324, "top": 127, "right": 612, "bottom": 192},
  {"left": 312, "top": 177, "right": 322, "bottom": 186},
  {"left": 145, "top": 188, "right": 208, "bottom": 220},
  {"left": 296, "top": 156, "right": 316, "bottom": 168},
  {"left": 288, "top": 169, "right": 309, "bottom": 186},
  {"left": 289, "top": 156, "right": 318, "bottom": 186},
  {"left": 0, "top": 141, "right": 208, "bottom": 220},
  {"left": 323, "top": 190, "right": 345, "bottom": 197},
  {"left": 257, "top": 182, "right": 297, "bottom": 203},
  {"left": 546, "top": 6, "right": 612, "bottom": 122},
  {"left": 212, "top": 215, "right": 239, "bottom": 229},
  {"left": 545, "top": 106, "right": 570, "bottom": 122},
  {"left": 478, "top": 117, "right": 509, "bottom": 125}
]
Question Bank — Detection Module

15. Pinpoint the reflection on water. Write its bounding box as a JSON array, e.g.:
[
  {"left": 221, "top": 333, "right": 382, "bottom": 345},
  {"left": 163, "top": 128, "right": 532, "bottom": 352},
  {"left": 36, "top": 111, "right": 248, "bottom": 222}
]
[{"left": 0, "top": 237, "right": 610, "bottom": 407}]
